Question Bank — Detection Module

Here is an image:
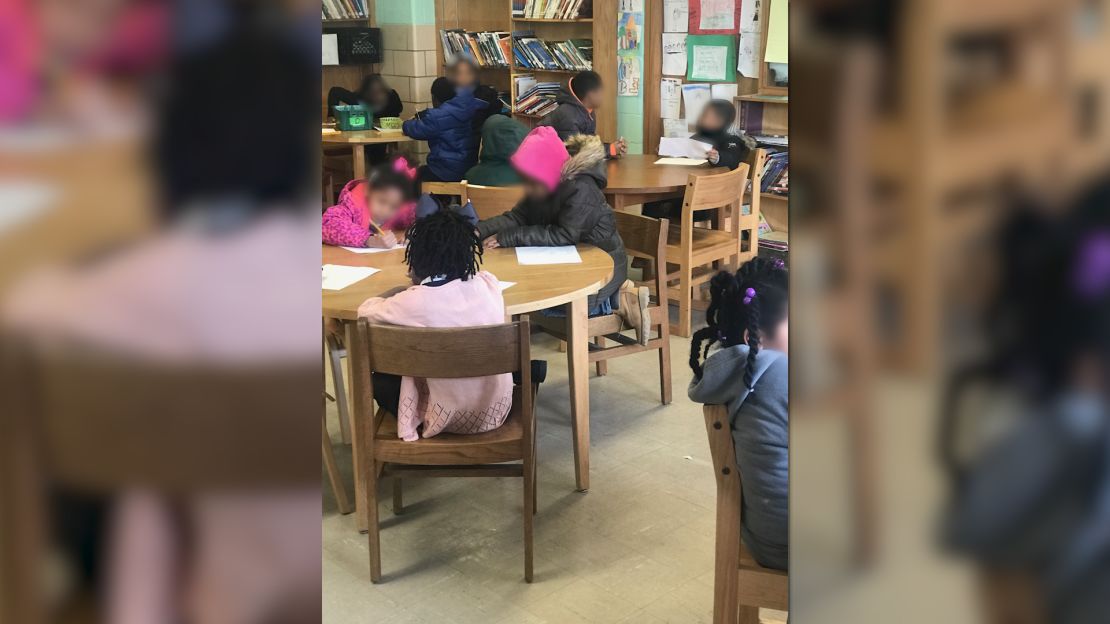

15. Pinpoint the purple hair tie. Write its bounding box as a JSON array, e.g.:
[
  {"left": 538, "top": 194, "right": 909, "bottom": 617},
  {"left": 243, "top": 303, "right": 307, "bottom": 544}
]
[
  {"left": 773, "top": 258, "right": 785, "bottom": 269},
  {"left": 1074, "top": 231, "right": 1110, "bottom": 299},
  {"left": 742, "top": 287, "right": 756, "bottom": 305}
]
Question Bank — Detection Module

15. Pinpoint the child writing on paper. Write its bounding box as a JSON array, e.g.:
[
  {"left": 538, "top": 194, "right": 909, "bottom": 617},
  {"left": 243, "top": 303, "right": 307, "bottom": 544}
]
[
  {"left": 688, "top": 257, "right": 789, "bottom": 570},
  {"left": 321, "top": 156, "right": 418, "bottom": 248},
  {"left": 475, "top": 127, "right": 651, "bottom": 343},
  {"left": 356, "top": 209, "right": 514, "bottom": 441}
]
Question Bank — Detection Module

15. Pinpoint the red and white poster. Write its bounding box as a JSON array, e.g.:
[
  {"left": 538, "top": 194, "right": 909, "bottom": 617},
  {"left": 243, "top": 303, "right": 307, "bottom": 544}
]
[{"left": 688, "top": 0, "right": 743, "bottom": 35}]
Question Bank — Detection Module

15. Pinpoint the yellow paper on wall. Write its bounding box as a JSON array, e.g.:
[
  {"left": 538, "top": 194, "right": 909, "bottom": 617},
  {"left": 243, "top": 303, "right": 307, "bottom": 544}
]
[{"left": 764, "top": 0, "right": 788, "bottom": 64}]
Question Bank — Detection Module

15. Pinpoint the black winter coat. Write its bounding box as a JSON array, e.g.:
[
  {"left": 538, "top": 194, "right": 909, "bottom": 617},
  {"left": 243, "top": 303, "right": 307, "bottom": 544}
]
[
  {"left": 691, "top": 128, "right": 757, "bottom": 171},
  {"left": 537, "top": 88, "right": 613, "bottom": 157},
  {"left": 476, "top": 135, "right": 627, "bottom": 308}
]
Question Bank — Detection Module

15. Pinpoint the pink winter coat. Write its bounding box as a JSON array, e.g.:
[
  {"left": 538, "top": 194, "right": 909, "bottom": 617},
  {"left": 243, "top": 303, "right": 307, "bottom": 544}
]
[
  {"left": 357, "top": 271, "right": 513, "bottom": 441},
  {"left": 321, "top": 180, "right": 416, "bottom": 247}
]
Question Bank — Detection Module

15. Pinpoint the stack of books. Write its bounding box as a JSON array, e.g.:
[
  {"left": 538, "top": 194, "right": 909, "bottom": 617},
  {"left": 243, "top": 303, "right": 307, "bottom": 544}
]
[
  {"left": 440, "top": 30, "right": 513, "bottom": 68},
  {"left": 512, "top": 33, "right": 592, "bottom": 72},
  {"left": 759, "top": 150, "right": 789, "bottom": 196},
  {"left": 322, "top": 0, "right": 368, "bottom": 20},
  {"left": 514, "top": 0, "right": 591, "bottom": 19},
  {"left": 514, "top": 78, "right": 562, "bottom": 117}
]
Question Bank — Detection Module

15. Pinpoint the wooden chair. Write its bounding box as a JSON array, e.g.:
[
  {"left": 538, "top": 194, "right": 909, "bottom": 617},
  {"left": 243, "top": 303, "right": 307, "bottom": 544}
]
[
  {"left": 323, "top": 404, "right": 353, "bottom": 514},
  {"left": 324, "top": 334, "right": 352, "bottom": 444},
  {"left": 462, "top": 183, "right": 526, "bottom": 220},
  {"left": 703, "top": 404, "right": 788, "bottom": 624},
  {"left": 531, "top": 212, "right": 672, "bottom": 404},
  {"left": 664, "top": 164, "right": 754, "bottom": 338},
  {"left": 353, "top": 318, "right": 536, "bottom": 583},
  {"left": 421, "top": 180, "right": 466, "bottom": 200}
]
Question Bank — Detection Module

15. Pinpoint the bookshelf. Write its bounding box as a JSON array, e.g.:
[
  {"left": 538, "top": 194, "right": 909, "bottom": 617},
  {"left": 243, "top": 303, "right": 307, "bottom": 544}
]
[
  {"left": 322, "top": 11, "right": 379, "bottom": 122},
  {"left": 435, "top": 0, "right": 617, "bottom": 140}
]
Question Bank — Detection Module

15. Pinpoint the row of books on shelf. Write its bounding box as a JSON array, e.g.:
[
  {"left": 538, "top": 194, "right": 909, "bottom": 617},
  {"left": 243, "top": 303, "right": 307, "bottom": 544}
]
[
  {"left": 440, "top": 30, "right": 513, "bottom": 68},
  {"left": 513, "top": 77, "right": 561, "bottom": 117},
  {"left": 760, "top": 149, "right": 789, "bottom": 195},
  {"left": 322, "top": 0, "right": 368, "bottom": 20},
  {"left": 513, "top": 33, "right": 592, "bottom": 72},
  {"left": 512, "top": 0, "right": 592, "bottom": 20}
]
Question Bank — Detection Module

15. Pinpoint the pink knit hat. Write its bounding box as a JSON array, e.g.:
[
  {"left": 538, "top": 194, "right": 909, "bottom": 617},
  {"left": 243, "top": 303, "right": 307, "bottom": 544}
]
[{"left": 510, "top": 126, "right": 570, "bottom": 193}]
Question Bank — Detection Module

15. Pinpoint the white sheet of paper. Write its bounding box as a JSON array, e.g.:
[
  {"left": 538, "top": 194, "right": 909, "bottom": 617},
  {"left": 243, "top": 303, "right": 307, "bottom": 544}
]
[
  {"left": 617, "top": 55, "right": 641, "bottom": 96},
  {"left": 618, "top": 0, "right": 644, "bottom": 11},
  {"left": 663, "top": 118, "right": 693, "bottom": 138},
  {"left": 699, "top": 0, "right": 736, "bottom": 30},
  {"left": 322, "top": 264, "right": 380, "bottom": 291},
  {"left": 663, "top": 0, "right": 689, "bottom": 32},
  {"left": 660, "top": 78, "right": 682, "bottom": 119},
  {"left": 659, "top": 137, "right": 713, "bottom": 159},
  {"left": 498, "top": 281, "right": 516, "bottom": 291},
  {"left": 661, "top": 33, "right": 687, "bottom": 76},
  {"left": 737, "top": 29, "right": 761, "bottom": 77},
  {"left": 765, "top": 0, "right": 788, "bottom": 64},
  {"left": 691, "top": 46, "right": 729, "bottom": 81},
  {"left": 682, "top": 83, "right": 711, "bottom": 125},
  {"left": 515, "top": 246, "right": 583, "bottom": 265},
  {"left": 654, "top": 157, "right": 709, "bottom": 166},
  {"left": 322, "top": 34, "right": 339, "bottom": 66},
  {"left": 340, "top": 243, "right": 405, "bottom": 254},
  {"left": 711, "top": 83, "right": 738, "bottom": 100},
  {"left": 0, "top": 181, "right": 58, "bottom": 235},
  {"left": 739, "top": 0, "right": 759, "bottom": 30}
]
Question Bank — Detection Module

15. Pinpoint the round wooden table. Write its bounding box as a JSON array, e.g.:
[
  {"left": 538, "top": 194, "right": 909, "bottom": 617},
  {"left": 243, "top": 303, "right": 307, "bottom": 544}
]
[
  {"left": 323, "top": 244, "right": 614, "bottom": 528},
  {"left": 322, "top": 129, "right": 414, "bottom": 180},
  {"left": 604, "top": 154, "right": 727, "bottom": 210}
]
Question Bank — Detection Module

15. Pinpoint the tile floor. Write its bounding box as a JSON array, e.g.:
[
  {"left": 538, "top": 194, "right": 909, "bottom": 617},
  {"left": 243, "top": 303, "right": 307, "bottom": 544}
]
[{"left": 324, "top": 331, "right": 787, "bottom": 623}]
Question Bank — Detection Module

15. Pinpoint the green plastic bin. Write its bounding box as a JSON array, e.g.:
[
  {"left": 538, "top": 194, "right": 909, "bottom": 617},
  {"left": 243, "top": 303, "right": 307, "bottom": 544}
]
[{"left": 334, "top": 104, "right": 371, "bottom": 131}]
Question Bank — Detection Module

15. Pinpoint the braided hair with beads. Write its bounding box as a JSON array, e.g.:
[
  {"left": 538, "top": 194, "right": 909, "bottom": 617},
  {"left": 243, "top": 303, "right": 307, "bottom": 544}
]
[
  {"left": 689, "top": 257, "right": 788, "bottom": 390},
  {"left": 404, "top": 208, "right": 484, "bottom": 283}
]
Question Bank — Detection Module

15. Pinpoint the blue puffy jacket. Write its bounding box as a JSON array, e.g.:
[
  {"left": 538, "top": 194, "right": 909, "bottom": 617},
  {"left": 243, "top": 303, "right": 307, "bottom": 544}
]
[{"left": 402, "top": 88, "right": 489, "bottom": 182}]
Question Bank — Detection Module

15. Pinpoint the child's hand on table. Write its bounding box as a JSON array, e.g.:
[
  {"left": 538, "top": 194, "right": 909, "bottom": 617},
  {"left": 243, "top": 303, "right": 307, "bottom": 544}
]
[
  {"left": 483, "top": 236, "right": 501, "bottom": 250},
  {"left": 367, "top": 231, "right": 398, "bottom": 248},
  {"left": 615, "top": 137, "right": 628, "bottom": 157},
  {"left": 706, "top": 148, "right": 720, "bottom": 164}
]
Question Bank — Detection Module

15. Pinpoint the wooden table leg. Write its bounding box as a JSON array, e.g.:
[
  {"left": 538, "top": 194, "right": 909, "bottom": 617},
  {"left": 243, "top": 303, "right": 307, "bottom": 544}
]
[
  {"left": 352, "top": 145, "right": 366, "bottom": 181},
  {"left": 566, "top": 297, "right": 590, "bottom": 491},
  {"left": 345, "top": 320, "right": 370, "bottom": 532}
]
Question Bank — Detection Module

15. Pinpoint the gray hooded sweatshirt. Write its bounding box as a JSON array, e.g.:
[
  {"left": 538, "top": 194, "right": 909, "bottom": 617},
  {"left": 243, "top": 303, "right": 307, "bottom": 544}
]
[{"left": 689, "top": 345, "right": 788, "bottom": 570}]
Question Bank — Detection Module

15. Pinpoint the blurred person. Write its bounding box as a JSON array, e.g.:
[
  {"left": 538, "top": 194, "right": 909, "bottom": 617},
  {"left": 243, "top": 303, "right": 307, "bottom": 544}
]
[
  {"left": 446, "top": 56, "right": 503, "bottom": 133},
  {"left": 537, "top": 70, "right": 627, "bottom": 159},
  {"left": 688, "top": 257, "right": 790, "bottom": 570},
  {"left": 321, "top": 155, "right": 418, "bottom": 249},
  {"left": 463, "top": 114, "right": 529, "bottom": 187},
  {"left": 326, "top": 74, "right": 402, "bottom": 120},
  {"left": 402, "top": 76, "right": 489, "bottom": 183}
]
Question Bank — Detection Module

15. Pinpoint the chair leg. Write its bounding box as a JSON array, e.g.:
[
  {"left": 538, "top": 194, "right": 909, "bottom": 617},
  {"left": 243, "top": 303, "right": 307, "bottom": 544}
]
[
  {"left": 676, "top": 264, "right": 693, "bottom": 338},
  {"left": 367, "top": 465, "right": 382, "bottom": 582},
  {"left": 594, "top": 337, "right": 607, "bottom": 376},
  {"left": 738, "top": 605, "right": 760, "bottom": 624},
  {"left": 658, "top": 324, "right": 673, "bottom": 405},
  {"left": 531, "top": 382, "right": 539, "bottom": 515},
  {"left": 392, "top": 477, "right": 403, "bottom": 515},
  {"left": 327, "top": 338, "right": 352, "bottom": 445},
  {"left": 523, "top": 455, "right": 535, "bottom": 583},
  {"left": 322, "top": 415, "right": 352, "bottom": 515}
]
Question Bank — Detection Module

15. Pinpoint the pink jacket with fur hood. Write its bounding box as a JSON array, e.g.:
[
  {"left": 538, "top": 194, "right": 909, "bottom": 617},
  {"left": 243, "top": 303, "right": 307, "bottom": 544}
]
[
  {"left": 357, "top": 271, "right": 513, "bottom": 441},
  {"left": 321, "top": 180, "right": 416, "bottom": 247}
]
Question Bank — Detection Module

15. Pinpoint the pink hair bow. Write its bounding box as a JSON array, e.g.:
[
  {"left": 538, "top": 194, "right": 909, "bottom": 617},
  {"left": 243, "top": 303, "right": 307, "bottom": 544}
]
[{"left": 392, "top": 159, "right": 417, "bottom": 181}]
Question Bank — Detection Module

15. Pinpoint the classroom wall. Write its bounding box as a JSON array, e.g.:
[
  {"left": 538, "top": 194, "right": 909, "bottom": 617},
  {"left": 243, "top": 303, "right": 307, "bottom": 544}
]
[{"left": 377, "top": 0, "right": 438, "bottom": 161}]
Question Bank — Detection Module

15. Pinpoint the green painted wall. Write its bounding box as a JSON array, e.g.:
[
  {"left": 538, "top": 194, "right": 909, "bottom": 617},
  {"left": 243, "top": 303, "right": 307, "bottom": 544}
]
[{"left": 376, "top": 0, "right": 435, "bottom": 25}]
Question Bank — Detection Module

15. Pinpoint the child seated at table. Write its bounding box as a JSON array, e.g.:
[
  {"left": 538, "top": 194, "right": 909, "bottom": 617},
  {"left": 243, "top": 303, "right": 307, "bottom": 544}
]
[
  {"left": 688, "top": 257, "right": 789, "bottom": 570},
  {"left": 356, "top": 209, "right": 513, "bottom": 441},
  {"left": 644, "top": 99, "right": 757, "bottom": 220},
  {"left": 402, "top": 76, "right": 490, "bottom": 183},
  {"left": 475, "top": 127, "right": 651, "bottom": 343},
  {"left": 321, "top": 156, "right": 418, "bottom": 249},
  {"left": 539, "top": 70, "right": 627, "bottom": 158},
  {"left": 464, "top": 114, "right": 530, "bottom": 187}
]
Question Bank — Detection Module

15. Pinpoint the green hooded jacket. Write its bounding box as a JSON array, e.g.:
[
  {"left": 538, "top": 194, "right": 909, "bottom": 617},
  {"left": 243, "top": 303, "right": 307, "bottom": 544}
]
[{"left": 464, "top": 115, "right": 529, "bottom": 187}]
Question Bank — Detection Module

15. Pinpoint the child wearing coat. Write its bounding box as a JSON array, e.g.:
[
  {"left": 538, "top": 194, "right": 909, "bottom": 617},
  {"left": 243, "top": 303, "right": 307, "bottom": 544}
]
[
  {"left": 321, "top": 156, "right": 418, "bottom": 248},
  {"left": 688, "top": 257, "right": 789, "bottom": 570},
  {"left": 402, "top": 77, "right": 489, "bottom": 183}
]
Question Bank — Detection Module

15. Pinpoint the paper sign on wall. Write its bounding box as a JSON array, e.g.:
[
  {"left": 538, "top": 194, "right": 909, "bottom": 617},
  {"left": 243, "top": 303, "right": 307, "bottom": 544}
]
[
  {"left": 711, "top": 83, "right": 738, "bottom": 100},
  {"left": 681, "top": 83, "right": 711, "bottom": 126},
  {"left": 663, "top": 0, "right": 689, "bottom": 32},
  {"left": 686, "top": 35, "right": 736, "bottom": 82},
  {"left": 688, "top": 0, "right": 743, "bottom": 35},
  {"left": 664, "top": 118, "right": 692, "bottom": 138},
  {"left": 322, "top": 34, "right": 339, "bottom": 66},
  {"left": 618, "top": 0, "right": 644, "bottom": 11},
  {"left": 764, "top": 0, "right": 788, "bottom": 64},
  {"left": 618, "top": 12, "right": 643, "bottom": 52},
  {"left": 661, "top": 78, "right": 682, "bottom": 119},
  {"left": 737, "top": 30, "right": 761, "bottom": 77},
  {"left": 618, "top": 55, "right": 641, "bottom": 96},
  {"left": 661, "top": 33, "right": 687, "bottom": 76}
]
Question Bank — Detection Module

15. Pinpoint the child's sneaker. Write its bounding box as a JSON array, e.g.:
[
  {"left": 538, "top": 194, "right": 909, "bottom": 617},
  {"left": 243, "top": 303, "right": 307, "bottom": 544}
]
[{"left": 617, "top": 280, "right": 651, "bottom": 346}]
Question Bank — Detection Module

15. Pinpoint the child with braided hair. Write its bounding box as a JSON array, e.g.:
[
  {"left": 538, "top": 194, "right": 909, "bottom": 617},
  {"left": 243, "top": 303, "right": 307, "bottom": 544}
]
[{"left": 688, "top": 257, "right": 789, "bottom": 570}]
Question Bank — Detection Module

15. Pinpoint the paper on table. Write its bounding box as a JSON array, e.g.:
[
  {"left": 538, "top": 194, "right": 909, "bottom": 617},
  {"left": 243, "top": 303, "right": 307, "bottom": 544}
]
[
  {"left": 661, "top": 33, "right": 687, "bottom": 76},
  {"left": 765, "top": 0, "right": 789, "bottom": 64},
  {"left": 659, "top": 137, "right": 712, "bottom": 159},
  {"left": 0, "top": 180, "right": 58, "bottom": 235},
  {"left": 515, "top": 246, "right": 583, "bottom": 265},
  {"left": 711, "top": 83, "right": 738, "bottom": 100},
  {"left": 322, "top": 264, "right": 380, "bottom": 291},
  {"left": 340, "top": 242, "right": 405, "bottom": 254},
  {"left": 681, "top": 83, "right": 711, "bottom": 126},
  {"left": 498, "top": 281, "right": 517, "bottom": 291},
  {"left": 655, "top": 157, "right": 709, "bottom": 166},
  {"left": 660, "top": 78, "right": 682, "bottom": 119},
  {"left": 663, "top": 0, "right": 688, "bottom": 31},
  {"left": 663, "top": 118, "right": 692, "bottom": 138},
  {"left": 322, "top": 34, "right": 339, "bottom": 66}
]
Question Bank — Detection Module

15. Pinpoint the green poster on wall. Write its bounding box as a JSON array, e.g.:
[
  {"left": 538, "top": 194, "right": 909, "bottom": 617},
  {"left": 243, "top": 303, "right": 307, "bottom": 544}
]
[{"left": 685, "top": 34, "right": 736, "bottom": 82}]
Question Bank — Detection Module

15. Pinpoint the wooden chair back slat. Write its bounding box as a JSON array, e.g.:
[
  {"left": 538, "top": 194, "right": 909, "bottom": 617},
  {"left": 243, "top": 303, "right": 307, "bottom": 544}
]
[
  {"left": 463, "top": 184, "right": 525, "bottom": 221},
  {"left": 683, "top": 164, "right": 749, "bottom": 215},
  {"left": 422, "top": 181, "right": 466, "bottom": 198},
  {"left": 360, "top": 320, "right": 525, "bottom": 379},
  {"left": 614, "top": 211, "right": 669, "bottom": 305}
]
